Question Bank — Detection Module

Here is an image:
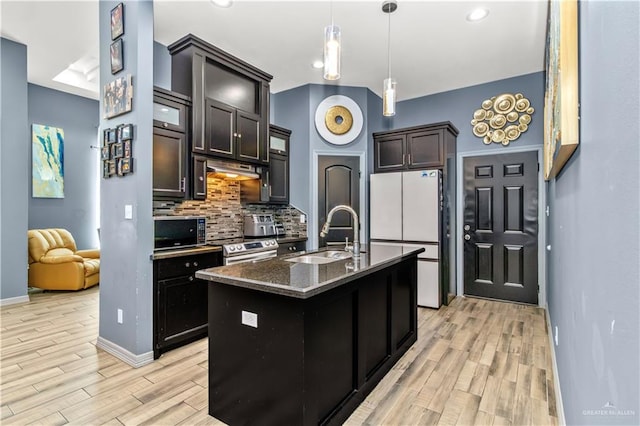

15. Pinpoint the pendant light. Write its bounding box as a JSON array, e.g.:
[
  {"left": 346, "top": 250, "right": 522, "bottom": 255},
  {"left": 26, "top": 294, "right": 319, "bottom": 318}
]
[
  {"left": 382, "top": 0, "right": 397, "bottom": 116},
  {"left": 323, "top": 1, "right": 341, "bottom": 80}
]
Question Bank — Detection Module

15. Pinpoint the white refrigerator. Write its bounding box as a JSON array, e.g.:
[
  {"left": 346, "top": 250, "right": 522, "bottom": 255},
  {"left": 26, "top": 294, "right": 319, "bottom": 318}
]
[{"left": 369, "top": 170, "right": 442, "bottom": 308}]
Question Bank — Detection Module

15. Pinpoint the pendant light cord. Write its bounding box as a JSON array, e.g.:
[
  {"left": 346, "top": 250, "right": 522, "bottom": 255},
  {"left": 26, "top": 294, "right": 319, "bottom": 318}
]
[{"left": 387, "top": 5, "right": 391, "bottom": 79}]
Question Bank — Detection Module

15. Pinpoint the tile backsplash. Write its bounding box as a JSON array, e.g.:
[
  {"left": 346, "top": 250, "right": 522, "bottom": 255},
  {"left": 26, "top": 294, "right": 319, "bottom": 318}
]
[{"left": 153, "top": 175, "right": 307, "bottom": 242}]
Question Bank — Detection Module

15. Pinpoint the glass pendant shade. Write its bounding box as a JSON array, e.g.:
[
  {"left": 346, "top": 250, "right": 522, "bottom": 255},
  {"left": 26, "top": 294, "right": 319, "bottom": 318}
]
[
  {"left": 323, "top": 25, "right": 341, "bottom": 80},
  {"left": 383, "top": 78, "right": 396, "bottom": 116}
]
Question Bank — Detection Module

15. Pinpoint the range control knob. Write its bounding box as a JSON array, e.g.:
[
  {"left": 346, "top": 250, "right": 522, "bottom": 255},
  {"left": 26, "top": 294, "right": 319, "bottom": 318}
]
[
  {"left": 229, "top": 246, "right": 236, "bottom": 252},
  {"left": 236, "top": 245, "right": 243, "bottom": 250}
]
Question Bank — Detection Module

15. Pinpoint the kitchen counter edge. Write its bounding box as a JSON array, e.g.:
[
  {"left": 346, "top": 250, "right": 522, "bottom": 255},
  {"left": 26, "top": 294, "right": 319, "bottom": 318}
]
[{"left": 195, "top": 245, "right": 424, "bottom": 299}]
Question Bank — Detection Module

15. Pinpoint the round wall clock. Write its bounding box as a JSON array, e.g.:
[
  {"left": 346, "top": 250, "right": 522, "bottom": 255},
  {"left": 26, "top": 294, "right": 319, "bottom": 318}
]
[{"left": 314, "top": 95, "right": 363, "bottom": 145}]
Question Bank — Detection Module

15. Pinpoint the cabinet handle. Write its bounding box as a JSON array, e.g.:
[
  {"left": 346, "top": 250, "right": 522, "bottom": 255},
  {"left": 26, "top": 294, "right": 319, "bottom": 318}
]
[
  {"left": 199, "top": 176, "right": 204, "bottom": 181},
  {"left": 408, "top": 154, "right": 411, "bottom": 164},
  {"left": 403, "top": 154, "right": 406, "bottom": 164},
  {"left": 180, "top": 177, "right": 186, "bottom": 192},
  {"left": 233, "top": 133, "right": 238, "bottom": 137},
  {"left": 269, "top": 185, "right": 272, "bottom": 197},
  {"left": 237, "top": 133, "right": 242, "bottom": 139},
  {"left": 193, "top": 261, "right": 198, "bottom": 267},
  {"left": 189, "top": 276, "right": 194, "bottom": 281},
  {"left": 163, "top": 122, "right": 169, "bottom": 128},
  {"left": 185, "top": 262, "right": 190, "bottom": 267}
]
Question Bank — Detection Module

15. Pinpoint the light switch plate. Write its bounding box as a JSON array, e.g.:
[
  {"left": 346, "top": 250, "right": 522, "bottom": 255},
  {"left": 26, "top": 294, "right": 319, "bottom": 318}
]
[
  {"left": 241, "top": 310, "right": 258, "bottom": 328},
  {"left": 124, "top": 204, "right": 133, "bottom": 219}
]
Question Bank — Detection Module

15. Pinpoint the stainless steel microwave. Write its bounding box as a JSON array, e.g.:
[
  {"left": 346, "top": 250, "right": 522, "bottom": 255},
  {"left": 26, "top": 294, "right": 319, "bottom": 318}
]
[{"left": 153, "top": 216, "right": 206, "bottom": 251}]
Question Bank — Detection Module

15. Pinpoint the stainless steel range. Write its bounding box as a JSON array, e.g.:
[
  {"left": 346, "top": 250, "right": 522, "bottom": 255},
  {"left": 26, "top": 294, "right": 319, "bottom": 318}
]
[{"left": 222, "top": 239, "right": 279, "bottom": 266}]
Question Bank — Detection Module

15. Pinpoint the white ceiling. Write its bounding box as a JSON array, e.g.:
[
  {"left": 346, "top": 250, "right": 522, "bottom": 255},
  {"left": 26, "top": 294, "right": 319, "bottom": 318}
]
[{"left": 1, "top": 0, "right": 547, "bottom": 102}]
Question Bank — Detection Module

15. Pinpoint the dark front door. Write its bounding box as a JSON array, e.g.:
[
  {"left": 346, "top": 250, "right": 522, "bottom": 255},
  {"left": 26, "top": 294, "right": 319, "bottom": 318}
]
[
  {"left": 463, "top": 151, "right": 539, "bottom": 304},
  {"left": 318, "top": 156, "right": 360, "bottom": 247}
]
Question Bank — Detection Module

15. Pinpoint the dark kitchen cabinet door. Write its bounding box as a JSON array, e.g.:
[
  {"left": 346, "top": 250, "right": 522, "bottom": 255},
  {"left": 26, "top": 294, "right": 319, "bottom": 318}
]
[
  {"left": 269, "top": 153, "right": 288, "bottom": 204},
  {"left": 407, "top": 129, "right": 444, "bottom": 169},
  {"left": 157, "top": 275, "right": 208, "bottom": 347},
  {"left": 236, "top": 111, "right": 261, "bottom": 163},
  {"left": 154, "top": 251, "right": 222, "bottom": 359},
  {"left": 204, "top": 98, "right": 235, "bottom": 159},
  {"left": 153, "top": 128, "right": 187, "bottom": 199},
  {"left": 374, "top": 134, "right": 406, "bottom": 172},
  {"left": 193, "top": 156, "right": 208, "bottom": 200}
]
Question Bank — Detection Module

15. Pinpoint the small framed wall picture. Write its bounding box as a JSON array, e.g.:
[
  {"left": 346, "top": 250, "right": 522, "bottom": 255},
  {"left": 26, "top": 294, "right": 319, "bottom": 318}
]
[
  {"left": 118, "top": 123, "right": 133, "bottom": 141},
  {"left": 110, "top": 39, "right": 123, "bottom": 75},
  {"left": 114, "top": 142, "right": 124, "bottom": 159},
  {"left": 119, "top": 157, "right": 133, "bottom": 175},
  {"left": 110, "top": 3, "right": 124, "bottom": 40},
  {"left": 123, "top": 140, "right": 132, "bottom": 158},
  {"left": 101, "top": 146, "right": 110, "bottom": 160},
  {"left": 103, "top": 161, "right": 111, "bottom": 179},
  {"left": 108, "top": 160, "right": 116, "bottom": 176},
  {"left": 104, "top": 128, "right": 117, "bottom": 145}
]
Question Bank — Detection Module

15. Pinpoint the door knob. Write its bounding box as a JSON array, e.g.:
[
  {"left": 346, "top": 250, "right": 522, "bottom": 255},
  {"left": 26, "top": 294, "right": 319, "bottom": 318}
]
[
  {"left": 464, "top": 224, "right": 470, "bottom": 231},
  {"left": 464, "top": 234, "right": 471, "bottom": 241}
]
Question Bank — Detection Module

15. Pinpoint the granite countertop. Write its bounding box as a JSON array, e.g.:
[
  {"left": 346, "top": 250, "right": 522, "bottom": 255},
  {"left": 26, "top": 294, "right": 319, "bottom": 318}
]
[{"left": 195, "top": 243, "right": 424, "bottom": 299}]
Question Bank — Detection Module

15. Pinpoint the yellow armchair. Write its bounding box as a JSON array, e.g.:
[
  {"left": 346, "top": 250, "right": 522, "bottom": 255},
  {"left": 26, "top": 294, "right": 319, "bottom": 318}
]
[{"left": 28, "top": 229, "right": 100, "bottom": 291}]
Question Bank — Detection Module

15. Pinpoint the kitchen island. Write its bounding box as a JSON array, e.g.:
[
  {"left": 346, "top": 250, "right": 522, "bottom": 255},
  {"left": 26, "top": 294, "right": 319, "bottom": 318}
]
[{"left": 195, "top": 243, "right": 424, "bottom": 425}]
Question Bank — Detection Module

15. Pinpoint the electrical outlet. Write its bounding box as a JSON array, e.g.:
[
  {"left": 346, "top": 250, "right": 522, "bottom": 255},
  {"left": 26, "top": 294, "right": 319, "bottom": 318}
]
[
  {"left": 124, "top": 205, "right": 133, "bottom": 220},
  {"left": 241, "top": 310, "right": 258, "bottom": 328},
  {"left": 554, "top": 326, "right": 558, "bottom": 346},
  {"left": 300, "top": 214, "right": 306, "bottom": 224},
  {"left": 117, "top": 309, "right": 123, "bottom": 324}
]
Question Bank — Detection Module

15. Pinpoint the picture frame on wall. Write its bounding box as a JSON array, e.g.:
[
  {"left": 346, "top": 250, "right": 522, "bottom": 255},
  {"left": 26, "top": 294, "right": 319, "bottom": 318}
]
[
  {"left": 119, "top": 157, "right": 133, "bottom": 175},
  {"left": 110, "top": 3, "right": 124, "bottom": 40},
  {"left": 103, "top": 161, "right": 111, "bottom": 179},
  {"left": 123, "top": 140, "right": 132, "bottom": 158},
  {"left": 103, "top": 74, "right": 133, "bottom": 119},
  {"left": 118, "top": 123, "right": 133, "bottom": 141},
  {"left": 110, "top": 39, "right": 124, "bottom": 75},
  {"left": 104, "top": 128, "right": 117, "bottom": 145},
  {"left": 543, "top": 0, "right": 579, "bottom": 180},
  {"left": 101, "top": 146, "right": 110, "bottom": 161}
]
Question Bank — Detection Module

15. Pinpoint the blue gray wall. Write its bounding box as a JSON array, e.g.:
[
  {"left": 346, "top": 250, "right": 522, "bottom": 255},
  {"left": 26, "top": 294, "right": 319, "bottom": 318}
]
[
  {"left": 98, "top": 0, "right": 155, "bottom": 361},
  {"left": 547, "top": 1, "right": 639, "bottom": 424},
  {"left": 153, "top": 41, "right": 171, "bottom": 91},
  {"left": 28, "top": 84, "right": 100, "bottom": 249},
  {"left": 0, "top": 38, "right": 29, "bottom": 302},
  {"left": 390, "top": 72, "right": 544, "bottom": 155}
]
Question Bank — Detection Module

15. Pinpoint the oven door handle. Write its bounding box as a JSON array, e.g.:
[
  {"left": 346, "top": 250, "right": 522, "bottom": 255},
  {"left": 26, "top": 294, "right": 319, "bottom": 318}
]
[{"left": 224, "top": 250, "right": 278, "bottom": 266}]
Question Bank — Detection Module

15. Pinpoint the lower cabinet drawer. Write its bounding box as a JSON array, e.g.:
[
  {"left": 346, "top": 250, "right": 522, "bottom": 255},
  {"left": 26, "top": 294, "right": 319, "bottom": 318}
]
[{"left": 156, "top": 252, "right": 220, "bottom": 279}]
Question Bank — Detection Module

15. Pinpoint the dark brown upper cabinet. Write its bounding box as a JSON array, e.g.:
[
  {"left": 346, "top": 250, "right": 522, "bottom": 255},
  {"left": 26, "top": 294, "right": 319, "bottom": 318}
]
[
  {"left": 169, "top": 34, "right": 272, "bottom": 166},
  {"left": 153, "top": 88, "right": 191, "bottom": 199},
  {"left": 268, "top": 125, "right": 291, "bottom": 204},
  {"left": 373, "top": 122, "right": 459, "bottom": 173}
]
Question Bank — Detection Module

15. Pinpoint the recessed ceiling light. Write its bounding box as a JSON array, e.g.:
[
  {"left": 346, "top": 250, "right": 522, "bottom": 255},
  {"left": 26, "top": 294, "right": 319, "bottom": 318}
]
[
  {"left": 312, "top": 60, "right": 324, "bottom": 69},
  {"left": 467, "top": 8, "right": 489, "bottom": 22},
  {"left": 211, "top": 0, "right": 233, "bottom": 8}
]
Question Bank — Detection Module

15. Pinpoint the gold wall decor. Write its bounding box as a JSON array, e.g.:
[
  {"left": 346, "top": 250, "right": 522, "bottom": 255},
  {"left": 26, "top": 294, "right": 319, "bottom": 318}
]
[
  {"left": 470, "top": 93, "right": 534, "bottom": 146},
  {"left": 543, "top": 0, "right": 579, "bottom": 180}
]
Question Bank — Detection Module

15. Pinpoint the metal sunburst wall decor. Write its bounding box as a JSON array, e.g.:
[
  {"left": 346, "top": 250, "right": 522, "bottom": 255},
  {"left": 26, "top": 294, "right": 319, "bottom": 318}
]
[{"left": 471, "top": 93, "right": 534, "bottom": 146}]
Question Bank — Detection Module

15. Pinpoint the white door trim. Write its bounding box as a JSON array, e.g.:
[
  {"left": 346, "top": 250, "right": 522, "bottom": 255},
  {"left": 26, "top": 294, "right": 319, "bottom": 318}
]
[
  {"left": 456, "top": 146, "right": 546, "bottom": 307},
  {"left": 311, "top": 151, "right": 367, "bottom": 250}
]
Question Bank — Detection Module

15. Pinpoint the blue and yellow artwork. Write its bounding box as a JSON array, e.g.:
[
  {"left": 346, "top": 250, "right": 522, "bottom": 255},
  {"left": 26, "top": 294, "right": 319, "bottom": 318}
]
[{"left": 32, "top": 124, "right": 64, "bottom": 198}]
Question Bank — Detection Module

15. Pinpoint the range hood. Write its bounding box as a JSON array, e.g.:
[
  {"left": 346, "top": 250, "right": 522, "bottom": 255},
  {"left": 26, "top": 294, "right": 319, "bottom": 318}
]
[{"left": 206, "top": 159, "right": 260, "bottom": 181}]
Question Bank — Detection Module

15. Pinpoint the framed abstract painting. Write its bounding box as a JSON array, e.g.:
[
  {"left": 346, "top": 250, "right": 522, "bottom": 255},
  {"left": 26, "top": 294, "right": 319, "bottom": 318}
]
[
  {"left": 32, "top": 124, "right": 64, "bottom": 198},
  {"left": 543, "top": 0, "right": 580, "bottom": 180}
]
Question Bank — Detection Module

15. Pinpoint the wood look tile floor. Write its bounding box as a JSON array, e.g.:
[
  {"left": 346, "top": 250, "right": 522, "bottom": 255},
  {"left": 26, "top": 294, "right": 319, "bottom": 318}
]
[{"left": 1, "top": 287, "right": 558, "bottom": 425}]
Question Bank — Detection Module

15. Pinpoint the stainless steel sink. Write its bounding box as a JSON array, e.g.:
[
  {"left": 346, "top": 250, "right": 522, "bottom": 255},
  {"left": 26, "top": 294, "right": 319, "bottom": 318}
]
[{"left": 285, "top": 251, "right": 352, "bottom": 264}]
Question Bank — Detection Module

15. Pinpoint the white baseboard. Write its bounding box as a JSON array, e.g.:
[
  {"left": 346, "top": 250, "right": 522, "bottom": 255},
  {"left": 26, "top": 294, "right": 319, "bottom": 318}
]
[
  {"left": 96, "top": 336, "right": 154, "bottom": 368},
  {"left": 545, "top": 306, "right": 566, "bottom": 425},
  {"left": 0, "top": 295, "right": 30, "bottom": 306}
]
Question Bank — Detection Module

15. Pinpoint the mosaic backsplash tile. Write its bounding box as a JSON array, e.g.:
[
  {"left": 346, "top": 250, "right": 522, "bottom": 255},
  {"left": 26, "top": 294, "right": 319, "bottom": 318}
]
[{"left": 152, "top": 176, "right": 307, "bottom": 243}]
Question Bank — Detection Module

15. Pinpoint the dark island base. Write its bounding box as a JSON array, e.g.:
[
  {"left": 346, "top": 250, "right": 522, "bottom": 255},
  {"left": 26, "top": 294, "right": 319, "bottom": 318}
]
[{"left": 207, "top": 257, "right": 418, "bottom": 425}]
